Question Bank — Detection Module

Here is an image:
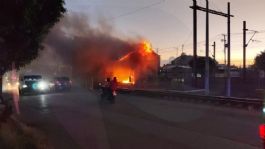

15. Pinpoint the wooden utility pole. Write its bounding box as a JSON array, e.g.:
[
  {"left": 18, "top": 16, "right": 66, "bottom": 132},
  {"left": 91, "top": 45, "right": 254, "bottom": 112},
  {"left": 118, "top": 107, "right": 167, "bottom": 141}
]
[
  {"left": 205, "top": 0, "right": 209, "bottom": 94},
  {"left": 243, "top": 21, "right": 247, "bottom": 79},
  {"left": 156, "top": 48, "right": 159, "bottom": 54},
  {"left": 212, "top": 41, "right": 216, "bottom": 61},
  {"left": 192, "top": 0, "right": 198, "bottom": 87},
  {"left": 221, "top": 34, "right": 227, "bottom": 65},
  {"left": 190, "top": 1, "right": 234, "bottom": 95},
  {"left": 181, "top": 44, "right": 184, "bottom": 54},
  {"left": 243, "top": 21, "right": 257, "bottom": 80},
  {"left": 226, "top": 2, "right": 231, "bottom": 97}
]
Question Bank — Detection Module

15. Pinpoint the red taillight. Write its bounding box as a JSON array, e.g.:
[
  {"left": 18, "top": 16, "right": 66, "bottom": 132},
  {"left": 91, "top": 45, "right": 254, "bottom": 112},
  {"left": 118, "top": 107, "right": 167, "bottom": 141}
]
[{"left": 259, "top": 124, "right": 265, "bottom": 139}]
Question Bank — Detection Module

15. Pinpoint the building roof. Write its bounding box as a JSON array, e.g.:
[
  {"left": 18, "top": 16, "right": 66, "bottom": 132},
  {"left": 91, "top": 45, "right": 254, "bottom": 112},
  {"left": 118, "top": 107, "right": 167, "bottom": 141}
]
[{"left": 171, "top": 53, "right": 193, "bottom": 66}]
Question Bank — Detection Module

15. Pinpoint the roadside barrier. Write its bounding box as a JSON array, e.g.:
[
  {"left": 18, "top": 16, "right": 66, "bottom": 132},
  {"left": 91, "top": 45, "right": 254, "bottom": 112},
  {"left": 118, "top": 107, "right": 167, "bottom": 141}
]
[{"left": 118, "top": 88, "right": 263, "bottom": 110}]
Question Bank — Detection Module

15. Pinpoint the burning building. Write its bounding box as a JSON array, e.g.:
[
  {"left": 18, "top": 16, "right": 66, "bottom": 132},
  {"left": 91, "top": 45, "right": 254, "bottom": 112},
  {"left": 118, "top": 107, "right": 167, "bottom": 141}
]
[
  {"left": 40, "top": 14, "right": 160, "bottom": 88},
  {"left": 104, "top": 41, "right": 160, "bottom": 86}
]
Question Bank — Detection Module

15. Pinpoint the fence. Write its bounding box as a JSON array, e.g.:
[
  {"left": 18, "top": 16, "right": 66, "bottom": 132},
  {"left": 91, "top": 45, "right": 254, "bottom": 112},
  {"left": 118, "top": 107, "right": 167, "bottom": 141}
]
[{"left": 118, "top": 88, "right": 264, "bottom": 111}]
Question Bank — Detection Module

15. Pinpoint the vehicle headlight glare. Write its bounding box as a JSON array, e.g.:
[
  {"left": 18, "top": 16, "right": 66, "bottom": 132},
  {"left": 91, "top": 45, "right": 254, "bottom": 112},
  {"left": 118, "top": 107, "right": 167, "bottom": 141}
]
[{"left": 38, "top": 81, "right": 48, "bottom": 90}]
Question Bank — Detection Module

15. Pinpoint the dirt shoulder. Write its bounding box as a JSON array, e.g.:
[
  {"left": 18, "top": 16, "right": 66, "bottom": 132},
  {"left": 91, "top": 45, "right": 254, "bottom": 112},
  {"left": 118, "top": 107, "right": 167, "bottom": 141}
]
[{"left": 0, "top": 115, "right": 53, "bottom": 149}]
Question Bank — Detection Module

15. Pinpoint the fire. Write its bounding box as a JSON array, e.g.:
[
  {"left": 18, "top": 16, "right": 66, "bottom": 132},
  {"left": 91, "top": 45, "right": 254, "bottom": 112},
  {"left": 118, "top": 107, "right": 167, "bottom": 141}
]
[
  {"left": 104, "top": 40, "right": 159, "bottom": 86},
  {"left": 122, "top": 80, "right": 131, "bottom": 84},
  {"left": 110, "top": 66, "right": 135, "bottom": 84},
  {"left": 122, "top": 77, "right": 134, "bottom": 84},
  {"left": 141, "top": 41, "right": 153, "bottom": 53}
]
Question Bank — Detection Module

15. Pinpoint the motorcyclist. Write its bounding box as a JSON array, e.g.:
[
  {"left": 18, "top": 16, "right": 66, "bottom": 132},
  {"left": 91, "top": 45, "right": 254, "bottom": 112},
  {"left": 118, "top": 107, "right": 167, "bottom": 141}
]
[
  {"left": 101, "top": 77, "right": 117, "bottom": 103},
  {"left": 111, "top": 77, "right": 118, "bottom": 95},
  {"left": 106, "top": 77, "right": 117, "bottom": 103},
  {"left": 102, "top": 78, "right": 111, "bottom": 88},
  {"left": 101, "top": 78, "right": 111, "bottom": 100}
]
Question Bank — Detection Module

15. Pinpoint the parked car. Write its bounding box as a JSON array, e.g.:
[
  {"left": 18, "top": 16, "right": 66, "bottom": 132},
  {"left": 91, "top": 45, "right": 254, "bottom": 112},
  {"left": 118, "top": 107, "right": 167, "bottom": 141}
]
[{"left": 52, "top": 77, "right": 72, "bottom": 91}]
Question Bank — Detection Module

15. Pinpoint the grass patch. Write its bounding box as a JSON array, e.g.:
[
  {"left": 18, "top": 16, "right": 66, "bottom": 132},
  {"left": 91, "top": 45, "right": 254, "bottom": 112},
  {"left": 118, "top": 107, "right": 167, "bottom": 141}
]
[{"left": 0, "top": 117, "right": 53, "bottom": 149}]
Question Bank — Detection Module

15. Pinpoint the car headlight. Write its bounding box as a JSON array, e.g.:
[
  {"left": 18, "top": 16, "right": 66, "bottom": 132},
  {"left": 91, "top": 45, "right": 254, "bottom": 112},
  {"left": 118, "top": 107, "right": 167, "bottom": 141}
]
[
  {"left": 38, "top": 81, "right": 48, "bottom": 90},
  {"left": 22, "top": 84, "right": 28, "bottom": 88}
]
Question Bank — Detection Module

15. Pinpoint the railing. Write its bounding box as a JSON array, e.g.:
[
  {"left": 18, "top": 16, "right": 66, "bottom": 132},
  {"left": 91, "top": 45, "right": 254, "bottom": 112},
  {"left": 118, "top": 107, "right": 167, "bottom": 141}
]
[{"left": 118, "top": 88, "right": 263, "bottom": 110}]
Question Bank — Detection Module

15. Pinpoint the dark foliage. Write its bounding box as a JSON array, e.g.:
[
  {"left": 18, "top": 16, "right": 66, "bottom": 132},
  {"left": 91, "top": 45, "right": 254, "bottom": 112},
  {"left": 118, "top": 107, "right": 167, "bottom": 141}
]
[
  {"left": 0, "top": 0, "right": 66, "bottom": 75},
  {"left": 254, "top": 50, "right": 265, "bottom": 71}
]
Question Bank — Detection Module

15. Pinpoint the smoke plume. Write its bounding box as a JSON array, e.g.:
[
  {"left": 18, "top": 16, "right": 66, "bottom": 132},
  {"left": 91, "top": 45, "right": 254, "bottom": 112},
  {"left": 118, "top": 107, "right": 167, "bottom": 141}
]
[
  {"left": 43, "top": 13, "right": 141, "bottom": 78},
  {"left": 20, "top": 12, "right": 159, "bottom": 85}
]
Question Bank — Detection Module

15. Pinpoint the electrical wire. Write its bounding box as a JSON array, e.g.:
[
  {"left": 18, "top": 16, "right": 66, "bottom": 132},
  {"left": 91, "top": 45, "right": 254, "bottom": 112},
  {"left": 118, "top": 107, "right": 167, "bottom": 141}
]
[{"left": 108, "top": 0, "right": 165, "bottom": 21}]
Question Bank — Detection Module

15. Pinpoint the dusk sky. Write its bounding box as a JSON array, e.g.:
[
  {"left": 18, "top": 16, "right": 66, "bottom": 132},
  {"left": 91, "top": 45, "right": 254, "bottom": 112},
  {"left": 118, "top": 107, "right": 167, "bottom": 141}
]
[{"left": 65, "top": 0, "right": 265, "bottom": 66}]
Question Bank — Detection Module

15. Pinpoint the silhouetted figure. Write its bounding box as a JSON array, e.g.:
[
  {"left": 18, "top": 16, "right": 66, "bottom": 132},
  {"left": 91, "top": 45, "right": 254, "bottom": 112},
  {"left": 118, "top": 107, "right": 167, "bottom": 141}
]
[
  {"left": 111, "top": 77, "right": 118, "bottom": 93},
  {"left": 101, "top": 78, "right": 110, "bottom": 98},
  {"left": 109, "top": 77, "right": 117, "bottom": 103}
]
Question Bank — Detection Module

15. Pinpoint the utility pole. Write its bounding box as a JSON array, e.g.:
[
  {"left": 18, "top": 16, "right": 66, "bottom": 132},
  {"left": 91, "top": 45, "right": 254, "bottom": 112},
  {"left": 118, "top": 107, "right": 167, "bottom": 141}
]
[
  {"left": 190, "top": 1, "right": 233, "bottom": 95},
  {"left": 192, "top": 0, "right": 198, "bottom": 87},
  {"left": 212, "top": 41, "right": 216, "bottom": 61},
  {"left": 181, "top": 44, "right": 184, "bottom": 54},
  {"left": 226, "top": 2, "right": 231, "bottom": 97},
  {"left": 221, "top": 34, "right": 227, "bottom": 65},
  {"left": 212, "top": 41, "right": 216, "bottom": 83},
  {"left": 205, "top": 0, "right": 210, "bottom": 94},
  {"left": 242, "top": 21, "right": 257, "bottom": 80},
  {"left": 243, "top": 21, "right": 247, "bottom": 79}
]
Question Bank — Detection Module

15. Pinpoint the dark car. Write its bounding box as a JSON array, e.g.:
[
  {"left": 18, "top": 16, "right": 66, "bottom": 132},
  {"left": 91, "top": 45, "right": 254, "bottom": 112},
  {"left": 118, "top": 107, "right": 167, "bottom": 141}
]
[
  {"left": 19, "top": 75, "right": 49, "bottom": 95},
  {"left": 52, "top": 77, "right": 72, "bottom": 91}
]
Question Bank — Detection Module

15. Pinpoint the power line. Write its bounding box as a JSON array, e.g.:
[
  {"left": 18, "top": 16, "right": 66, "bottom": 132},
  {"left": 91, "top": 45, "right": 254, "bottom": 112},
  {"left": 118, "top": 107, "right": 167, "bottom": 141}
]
[
  {"left": 211, "top": 1, "right": 223, "bottom": 12},
  {"left": 108, "top": 0, "right": 165, "bottom": 21}
]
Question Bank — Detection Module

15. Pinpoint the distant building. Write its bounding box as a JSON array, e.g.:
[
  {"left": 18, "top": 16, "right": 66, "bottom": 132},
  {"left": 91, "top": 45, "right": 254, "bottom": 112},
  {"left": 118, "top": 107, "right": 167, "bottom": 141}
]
[
  {"left": 215, "top": 64, "right": 240, "bottom": 78},
  {"left": 160, "top": 53, "right": 192, "bottom": 84},
  {"left": 171, "top": 54, "right": 193, "bottom": 66}
]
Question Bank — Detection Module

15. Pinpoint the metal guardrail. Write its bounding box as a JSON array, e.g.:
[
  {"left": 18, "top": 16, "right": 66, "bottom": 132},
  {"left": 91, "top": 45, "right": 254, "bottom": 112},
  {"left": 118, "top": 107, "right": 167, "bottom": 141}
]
[{"left": 118, "top": 88, "right": 263, "bottom": 110}]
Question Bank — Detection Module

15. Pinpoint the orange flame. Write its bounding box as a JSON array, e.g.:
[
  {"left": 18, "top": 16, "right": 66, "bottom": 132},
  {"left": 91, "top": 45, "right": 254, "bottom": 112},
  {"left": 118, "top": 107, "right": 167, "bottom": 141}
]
[
  {"left": 105, "top": 40, "right": 158, "bottom": 85},
  {"left": 110, "top": 66, "right": 135, "bottom": 84},
  {"left": 142, "top": 41, "right": 152, "bottom": 53}
]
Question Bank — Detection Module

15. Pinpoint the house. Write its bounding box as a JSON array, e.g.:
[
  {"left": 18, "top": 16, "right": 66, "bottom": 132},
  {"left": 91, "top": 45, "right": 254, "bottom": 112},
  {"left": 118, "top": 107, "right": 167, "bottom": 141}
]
[{"left": 160, "top": 53, "right": 192, "bottom": 84}]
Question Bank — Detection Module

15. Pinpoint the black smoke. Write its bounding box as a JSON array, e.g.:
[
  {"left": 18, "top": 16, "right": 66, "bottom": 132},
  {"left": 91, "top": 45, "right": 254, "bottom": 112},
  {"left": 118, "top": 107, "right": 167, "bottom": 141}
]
[{"left": 22, "top": 13, "right": 142, "bottom": 78}]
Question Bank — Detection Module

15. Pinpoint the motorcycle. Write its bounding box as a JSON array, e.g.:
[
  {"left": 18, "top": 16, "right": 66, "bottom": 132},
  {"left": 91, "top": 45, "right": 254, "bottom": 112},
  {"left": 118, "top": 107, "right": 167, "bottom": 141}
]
[{"left": 100, "top": 86, "right": 116, "bottom": 104}]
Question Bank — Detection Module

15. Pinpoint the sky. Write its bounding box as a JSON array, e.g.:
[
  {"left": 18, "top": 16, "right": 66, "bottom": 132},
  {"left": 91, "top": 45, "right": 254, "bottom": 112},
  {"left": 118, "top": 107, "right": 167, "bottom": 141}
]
[{"left": 64, "top": 0, "right": 265, "bottom": 66}]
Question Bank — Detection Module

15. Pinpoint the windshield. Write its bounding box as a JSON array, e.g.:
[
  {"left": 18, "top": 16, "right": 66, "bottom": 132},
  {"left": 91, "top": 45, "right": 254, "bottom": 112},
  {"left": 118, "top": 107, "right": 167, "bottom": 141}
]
[{"left": 23, "top": 75, "right": 42, "bottom": 81}]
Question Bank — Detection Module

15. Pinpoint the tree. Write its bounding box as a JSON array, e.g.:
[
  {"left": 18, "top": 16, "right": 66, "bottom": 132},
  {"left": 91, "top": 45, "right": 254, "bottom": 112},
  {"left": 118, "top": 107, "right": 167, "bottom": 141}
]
[
  {"left": 0, "top": 0, "right": 66, "bottom": 94},
  {"left": 254, "top": 50, "right": 265, "bottom": 71},
  {"left": 189, "top": 57, "right": 218, "bottom": 76}
]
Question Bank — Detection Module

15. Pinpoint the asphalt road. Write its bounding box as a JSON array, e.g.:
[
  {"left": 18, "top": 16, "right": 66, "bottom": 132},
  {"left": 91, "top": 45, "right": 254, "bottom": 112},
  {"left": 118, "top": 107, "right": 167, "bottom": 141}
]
[{"left": 18, "top": 90, "right": 263, "bottom": 149}]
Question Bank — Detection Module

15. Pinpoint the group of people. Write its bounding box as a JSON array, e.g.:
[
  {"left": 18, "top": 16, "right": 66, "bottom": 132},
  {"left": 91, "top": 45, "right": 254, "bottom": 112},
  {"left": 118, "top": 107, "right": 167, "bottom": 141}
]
[{"left": 101, "top": 77, "right": 118, "bottom": 103}]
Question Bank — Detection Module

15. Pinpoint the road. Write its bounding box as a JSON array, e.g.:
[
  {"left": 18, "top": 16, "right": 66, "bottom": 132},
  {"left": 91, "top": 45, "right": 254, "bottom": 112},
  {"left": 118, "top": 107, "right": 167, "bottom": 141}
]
[{"left": 18, "top": 89, "right": 263, "bottom": 149}]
